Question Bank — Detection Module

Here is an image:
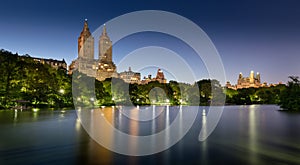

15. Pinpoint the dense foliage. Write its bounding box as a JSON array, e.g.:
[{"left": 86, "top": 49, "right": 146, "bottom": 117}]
[
  {"left": 72, "top": 72, "right": 222, "bottom": 107},
  {"left": 0, "top": 49, "right": 72, "bottom": 109},
  {"left": 225, "top": 84, "right": 286, "bottom": 105},
  {"left": 1, "top": 49, "right": 297, "bottom": 110},
  {"left": 278, "top": 76, "right": 300, "bottom": 111}
]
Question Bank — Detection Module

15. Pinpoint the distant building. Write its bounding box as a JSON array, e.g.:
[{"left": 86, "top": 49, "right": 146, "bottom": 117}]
[
  {"left": 227, "top": 71, "right": 262, "bottom": 89},
  {"left": 141, "top": 68, "right": 167, "bottom": 84},
  {"left": 68, "top": 19, "right": 118, "bottom": 80},
  {"left": 226, "top": 71, "right": 282, "bottom": 90},
  {"left": 20, "top": 55, "right": 67, "bottom": 70},
  {"left": 155, "top": 69, "right": 167, "bottom": 83},
  {"left": 119, "top": 67, "right": 141, "bottom": 84},
  {"left": 33, "top": 57, "right": 67, "bottom": 70},
  {"left": 237, "top": 71, "right": 261, "bottom": 89},
  {"left": 69, "top": 19, "right": 167, "bottom": 84}
]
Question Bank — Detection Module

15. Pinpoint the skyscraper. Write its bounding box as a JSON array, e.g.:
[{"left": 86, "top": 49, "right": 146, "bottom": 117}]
[
  {"left": 69, "top": 20, "right": 166, "bottom": 84},
  {"left": 78, "top": 19, "right": 94, "bottom": 59},
  {"left": 69, "top": 19, "right": 97, "bottom": 77},
  {"left": 236, "top": 70, "right": 261, "bottom": 88},
  {"left": 96, "top": 24, "right": 117, "bottom": 81},
  {"left": 69, "top": 20, "right": 117, "bottom": 81}
]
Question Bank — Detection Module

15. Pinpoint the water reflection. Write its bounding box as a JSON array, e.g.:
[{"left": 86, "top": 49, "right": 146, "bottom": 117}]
[
  {"left": 128, "top": 107, "right": 139, "bottom": 155},
  {"left": 249, "top": 105, "right": 258, "bottom": 164},
  {"left": 32, "top": 110, "right": 38, "bottom": 121},
  {"left": 165, "top": 105, "right": 170, "bottom": 148},
  {"left": 1, "top": 106, "right": 300, "bottom": 164},
  {"left": 14, "top": 109, "right": 18, "bottom": 121},
  {"left": 201, "top": 108, "right": 208, "bottom": 163},
  {"left": 75, "top": 118, "right": 81, "bottom": 132},
  {"left": 77, "top": 105, "right": 198, "bottom": 156},
  {"left": 151, "top": 105, "right": 156, "bottom": 134}
]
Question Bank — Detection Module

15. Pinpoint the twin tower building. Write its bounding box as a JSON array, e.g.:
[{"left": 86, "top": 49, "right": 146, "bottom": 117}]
[
  {"left": 69, "top": 19, "right": 118, "bottom": 81},
  {"left": 69, "top": 20, "right": 167, "bottom": 84}
]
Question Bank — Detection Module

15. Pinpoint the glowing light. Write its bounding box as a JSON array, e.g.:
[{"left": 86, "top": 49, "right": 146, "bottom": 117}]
[
  {"left": 59, "top": 89, "right": 65, "bottom": 94},
  {"left": 202, "top": 109, "right": 206, "bottom": 116},
  {"left": 166, "top": 99, "right": 170, "bottom": 104}
]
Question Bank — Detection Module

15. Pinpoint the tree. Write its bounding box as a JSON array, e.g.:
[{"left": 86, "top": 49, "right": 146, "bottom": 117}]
[
  {"left": 0, "top": 50, "right": 73, "bottom": 109},
  {"left": 279, "top": 76, "right": 300, "bottom": 111}
]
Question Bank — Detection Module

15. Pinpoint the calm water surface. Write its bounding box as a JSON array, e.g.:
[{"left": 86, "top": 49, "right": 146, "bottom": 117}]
[{"left": 0, "top": 105, "right": 300, "bottom": 165}]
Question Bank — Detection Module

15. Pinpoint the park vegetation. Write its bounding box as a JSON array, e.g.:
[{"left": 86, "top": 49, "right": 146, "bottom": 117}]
[
  {"left": 0, "top": 49, "right": 299, "bottom": 111},
  {"left": 278, "top": 76, "right": 300, "bottom": 111},
  {"left": 0, "top": 49, "right": 73, "bottom": 109}
]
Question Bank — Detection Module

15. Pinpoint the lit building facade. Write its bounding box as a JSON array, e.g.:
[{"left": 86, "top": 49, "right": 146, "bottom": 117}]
[
  {"left": 119, "top": 67, "right": 141, "bottom": 84},
  {"left": 141, "top": 68, "right": 167, "bottom": 84},
  {"left": 69, "top": 20, "right": 167, "bottom": 84},
  {"left": 237, "top": 71, "right": 261, "bottom": 88},
  {"left": 226, "top": 71, "right": 263, "bottom": 89},
  {"left": 20, "top": 55, "right": 67, "bottom": 70},
  {"left": 33, "top": 57, "right": 67, "bottom": 70},
  {"left": 69, "top": 20, "right": 117, "bottom": 80}
]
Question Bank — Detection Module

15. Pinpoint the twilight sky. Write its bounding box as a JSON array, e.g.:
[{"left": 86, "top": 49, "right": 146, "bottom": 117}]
[{"left": 1, "top": 0, "right": 300, "bottom": 84}]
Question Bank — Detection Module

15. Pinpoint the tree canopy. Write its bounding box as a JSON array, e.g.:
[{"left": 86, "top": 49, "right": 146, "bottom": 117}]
[
  {"left": 279, "top": 76, "right": 300, "bottom": 111},
  {"left": 1, "top": 49, "right": 297, "bottom": 110}
]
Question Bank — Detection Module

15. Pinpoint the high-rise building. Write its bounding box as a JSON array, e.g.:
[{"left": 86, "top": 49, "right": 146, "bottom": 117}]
[
  {"left": 226, "top": 71, "right": 262, "bottom": 89},
  {"left": 78, "top": 19, "right": 94, "bottom": 59},
  {"left": 236, "top": 70, "right": 261, "bottom": 89},
  {"left": 69, "top": 20, "right": 117, "bottom": 80},
  {"left": 69, "top": 19, "right": 97, "bottom": 77},
  {"left": 69, "top": 20, "right": 167, "bottom": 84},
  {"left": 96, "top": 24, "right": 117, "bottom": 81}
]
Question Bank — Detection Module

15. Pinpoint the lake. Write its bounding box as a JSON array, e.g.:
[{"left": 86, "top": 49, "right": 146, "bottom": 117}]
[{"left": 0, "top": 105, "right": 300, "bottom": 165}]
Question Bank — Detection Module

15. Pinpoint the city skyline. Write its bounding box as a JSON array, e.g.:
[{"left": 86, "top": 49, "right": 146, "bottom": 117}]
[{"left": 1, "top": 0, "right": 300, "bottom": 84}]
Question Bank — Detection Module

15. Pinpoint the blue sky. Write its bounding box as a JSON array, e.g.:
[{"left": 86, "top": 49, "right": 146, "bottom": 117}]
[{"left": 1, "top": 0, "right": 300, "bottom": 84}]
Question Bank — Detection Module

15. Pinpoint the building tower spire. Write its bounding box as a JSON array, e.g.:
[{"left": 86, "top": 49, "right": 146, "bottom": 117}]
[
  {"left": 78, "top": 19, "right": 94, "bottom": 59},
  {"left": 102, "top": 24, "right": 107, "bottom": 35},
  {"left": 99, "top": 24, "right": 112, "bottom": 62},
  {"left": 250, "top": 70, "right": 255, "bottom": 83},
  {"left": 83, "top": 19, "right": 89, "bottom": 32}
]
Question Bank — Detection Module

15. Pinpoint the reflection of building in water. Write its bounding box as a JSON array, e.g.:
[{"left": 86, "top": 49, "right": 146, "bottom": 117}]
[
  {"left": 68, "top": 20, "right": 167, "bottom": 83},
  {"left": 226, "top": 71, "right": 281, "bottom": 90}
]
